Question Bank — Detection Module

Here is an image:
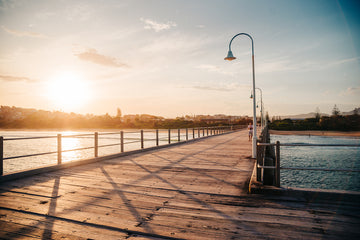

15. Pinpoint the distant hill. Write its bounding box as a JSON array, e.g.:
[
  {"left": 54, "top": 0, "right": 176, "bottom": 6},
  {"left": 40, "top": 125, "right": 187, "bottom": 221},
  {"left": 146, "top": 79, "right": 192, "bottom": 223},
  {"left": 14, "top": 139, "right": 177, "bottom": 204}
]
[
  {"left": 281, "top": 112, "right": 329, "bottom": 120},
  {"left": 341, "top": 107, "right": 360, "bottom": 116},
  {"left": 281, "top": 107, "right": 359, "bottom": 120}
]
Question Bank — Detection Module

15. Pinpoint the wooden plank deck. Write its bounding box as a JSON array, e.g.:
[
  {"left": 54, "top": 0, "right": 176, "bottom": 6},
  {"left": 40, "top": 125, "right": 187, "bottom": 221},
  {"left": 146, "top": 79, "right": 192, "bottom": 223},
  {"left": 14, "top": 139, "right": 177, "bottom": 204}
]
[{"left": 0, "top": 129, "right": 359, "bottom": 239}]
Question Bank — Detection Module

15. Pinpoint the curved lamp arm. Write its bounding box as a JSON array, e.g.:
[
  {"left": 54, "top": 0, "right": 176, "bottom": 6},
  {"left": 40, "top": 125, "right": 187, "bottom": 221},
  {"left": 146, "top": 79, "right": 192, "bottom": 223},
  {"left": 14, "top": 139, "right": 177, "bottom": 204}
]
[{"left": 224, "top": 33, "right": 254, "bottom": 60}]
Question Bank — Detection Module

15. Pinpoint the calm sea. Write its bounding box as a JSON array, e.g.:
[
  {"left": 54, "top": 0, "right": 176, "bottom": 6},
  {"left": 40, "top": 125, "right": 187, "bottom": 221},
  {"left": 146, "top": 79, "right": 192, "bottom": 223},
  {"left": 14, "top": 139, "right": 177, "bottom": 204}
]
[
  {"left": 271, "top": 134, "right": 360, "bottom": 192},
  {"left": 0, "top": 130, "right": 187, "bottom": 174}
]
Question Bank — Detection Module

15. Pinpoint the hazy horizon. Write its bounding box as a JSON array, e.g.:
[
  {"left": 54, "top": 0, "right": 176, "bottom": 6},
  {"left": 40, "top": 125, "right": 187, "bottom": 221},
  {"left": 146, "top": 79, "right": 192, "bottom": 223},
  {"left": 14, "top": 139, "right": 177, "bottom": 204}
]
[{"left": 1, "top": 0, "right": 359, "bottom": 118}]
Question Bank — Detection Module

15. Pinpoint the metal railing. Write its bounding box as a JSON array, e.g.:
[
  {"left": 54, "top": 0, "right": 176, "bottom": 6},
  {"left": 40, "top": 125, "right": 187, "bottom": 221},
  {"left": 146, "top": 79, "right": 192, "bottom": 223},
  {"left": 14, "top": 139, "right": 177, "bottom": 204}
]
[
  {"left": 256, "top": 142, "right": 360, "bottom": 187},
  {"left": 0, "top": 125, "right": 245, "bottom": 175}
]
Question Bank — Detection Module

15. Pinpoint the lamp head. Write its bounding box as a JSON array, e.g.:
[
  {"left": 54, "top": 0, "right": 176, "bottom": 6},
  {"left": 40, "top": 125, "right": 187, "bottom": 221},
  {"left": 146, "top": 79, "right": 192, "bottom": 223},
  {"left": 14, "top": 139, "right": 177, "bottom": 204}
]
[{"left": 224, "top": 50, "right": 236, "bottom": 61}]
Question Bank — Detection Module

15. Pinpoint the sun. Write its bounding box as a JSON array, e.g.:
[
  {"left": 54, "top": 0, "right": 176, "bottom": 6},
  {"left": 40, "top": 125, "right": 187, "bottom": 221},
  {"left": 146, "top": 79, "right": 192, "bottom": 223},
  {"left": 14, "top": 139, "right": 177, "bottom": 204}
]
[{"left": 46, "top": 71, "right": 91, "bottom": 111}]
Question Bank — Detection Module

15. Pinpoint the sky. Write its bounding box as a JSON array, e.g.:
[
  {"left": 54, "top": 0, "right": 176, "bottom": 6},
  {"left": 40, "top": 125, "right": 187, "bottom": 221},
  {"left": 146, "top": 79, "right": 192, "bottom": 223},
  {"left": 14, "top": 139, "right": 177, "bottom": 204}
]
[{"left": 0, "top": 0, "right": 359, "bottom": 118}]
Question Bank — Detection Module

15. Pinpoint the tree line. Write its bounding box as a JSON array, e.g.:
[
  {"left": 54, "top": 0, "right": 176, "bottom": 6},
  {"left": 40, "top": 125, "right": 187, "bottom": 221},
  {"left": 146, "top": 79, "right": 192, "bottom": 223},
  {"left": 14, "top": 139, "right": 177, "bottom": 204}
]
[
  {"left": 270, "top": 106, "right": 360, "bottom": 131},
  {"left": 0, "top": 106, "right": 250, "bottom": 129}
]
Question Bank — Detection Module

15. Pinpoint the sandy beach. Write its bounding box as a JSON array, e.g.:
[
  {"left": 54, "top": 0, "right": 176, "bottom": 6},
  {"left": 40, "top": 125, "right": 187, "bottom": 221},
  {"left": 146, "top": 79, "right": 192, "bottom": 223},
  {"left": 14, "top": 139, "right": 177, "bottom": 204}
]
[{"left": 270, "top": 130, "right": 360, "bottom": 137}]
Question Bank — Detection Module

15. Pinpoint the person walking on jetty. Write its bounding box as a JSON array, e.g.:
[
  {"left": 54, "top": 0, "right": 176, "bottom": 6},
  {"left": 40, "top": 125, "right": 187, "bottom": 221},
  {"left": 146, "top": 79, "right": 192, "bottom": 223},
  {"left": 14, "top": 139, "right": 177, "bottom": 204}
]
[{"left": 248, "top": 123, "right": 253, "bottom": 141}]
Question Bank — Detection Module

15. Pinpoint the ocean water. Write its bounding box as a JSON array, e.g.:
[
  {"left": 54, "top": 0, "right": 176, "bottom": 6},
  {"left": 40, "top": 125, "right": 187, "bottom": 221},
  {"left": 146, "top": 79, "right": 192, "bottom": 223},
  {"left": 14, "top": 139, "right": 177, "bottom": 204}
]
[
  {"left": 0, "top": 129, "right": 195, "bottom": 174},
  {"left": 271, "top": 134, "right": 360, "bottom": 192}
]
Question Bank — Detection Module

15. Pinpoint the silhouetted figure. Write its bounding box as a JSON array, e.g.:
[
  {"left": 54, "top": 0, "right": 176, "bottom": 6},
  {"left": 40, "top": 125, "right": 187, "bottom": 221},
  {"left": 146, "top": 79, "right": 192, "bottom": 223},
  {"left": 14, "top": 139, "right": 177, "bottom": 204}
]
[{"left": 248, "top": 123, "right": 253, "bottom": 141}]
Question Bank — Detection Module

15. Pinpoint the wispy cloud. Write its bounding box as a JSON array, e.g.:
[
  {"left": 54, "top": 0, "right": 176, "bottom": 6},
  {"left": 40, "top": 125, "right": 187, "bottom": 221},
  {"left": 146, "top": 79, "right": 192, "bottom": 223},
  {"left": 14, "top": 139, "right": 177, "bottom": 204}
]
[
  {"left": 74, "top": 48, "right": 128, "bottom": 68},
  {"left": 196, "top": 64, "right": 235, "bottom": 76},
  {"left": 140, "top": 18, "right": 176, "bottom": 32},
  {"left": 140, "top": 32, "right": 212, "bottom": 55},
  {"left": 65, "top": 3, "right": 92, "bottom": 21},
  {"left": 257, "top": 56, "right": 360, "bottom": 74},
  {"left": 340, "top": 86, "right": 360, "bottom": 96},
  {"left": 1, "top": 26, "right": 48, "bottom": 38},
  {"left": 191, "top": 85, "right": 235, "bottom": 92},
  {"left": 181, "top": 82, "right": 248, "bottom": 92},
  {"left": 329, "top": 57, "right": 359, "bottom": 66},
  {"left": 0, "top": 74, "right": 37, "bottom": 82}
]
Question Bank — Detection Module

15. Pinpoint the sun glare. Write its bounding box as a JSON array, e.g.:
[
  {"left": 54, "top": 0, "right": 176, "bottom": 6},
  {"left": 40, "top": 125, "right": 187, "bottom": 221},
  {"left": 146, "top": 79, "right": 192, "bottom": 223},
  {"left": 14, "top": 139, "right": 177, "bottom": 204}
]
[{"left": 46, "top": 71, "right": 91, "bottom": 111}]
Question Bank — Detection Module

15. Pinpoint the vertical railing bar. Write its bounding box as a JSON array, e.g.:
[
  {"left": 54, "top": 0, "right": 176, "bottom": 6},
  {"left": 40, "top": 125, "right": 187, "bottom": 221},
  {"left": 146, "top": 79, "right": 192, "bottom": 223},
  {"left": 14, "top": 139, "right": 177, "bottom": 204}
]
[
  {"left": 141, "top": 130, "right": 144, "bottom": 149},
  {"left": 168, "top": 129, "right": 171, "bottom": 144},
  {"left": 156, "top": 129, "right": 159, "bottom": 146},
  {"left": 198, "top": 128, "right": 200, "bottom": 138},
  {"left": 94, "top": 132, "right": 98, "bottom": 157},
  {"left": 192, "top": 128, "right": 195, "bottom": 139},
  {"left": 186, "top": 128, "right": 188, "bottom": 141},
  {"left": 256, "top": 142, "right": 261, "bottom": 182},
  {"left": 57, "top": 134, "right": 62, "bottom": 164},
  {"left": 275, "top": 141, "right": 281, "bottom": 187},
  {"left": 178, "top": 129, "right": 180, "bottom": 142},
  {"left": 0, "top": 136, "right": 3, "bottom": 176},
  {"left": 120, "top": 131, "right": 124, "bottom": 153}
]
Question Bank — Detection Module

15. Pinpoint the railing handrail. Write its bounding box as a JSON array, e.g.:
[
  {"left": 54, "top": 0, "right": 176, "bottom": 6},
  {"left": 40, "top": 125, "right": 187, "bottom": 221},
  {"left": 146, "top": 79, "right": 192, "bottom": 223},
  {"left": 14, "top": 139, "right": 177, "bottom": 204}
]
[
  {"left": 0, "top": 125, "right": 246, "bottom": 175},
  {"left": 256, "top": 139, "right": 360, "bottom": 188}
]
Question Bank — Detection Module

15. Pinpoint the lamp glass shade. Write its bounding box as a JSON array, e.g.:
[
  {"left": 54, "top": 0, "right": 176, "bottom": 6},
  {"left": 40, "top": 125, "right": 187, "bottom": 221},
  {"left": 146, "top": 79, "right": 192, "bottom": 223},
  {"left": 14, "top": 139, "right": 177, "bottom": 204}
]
[{"left": 224, "top": 50, "right": 236, "bottom": 61}]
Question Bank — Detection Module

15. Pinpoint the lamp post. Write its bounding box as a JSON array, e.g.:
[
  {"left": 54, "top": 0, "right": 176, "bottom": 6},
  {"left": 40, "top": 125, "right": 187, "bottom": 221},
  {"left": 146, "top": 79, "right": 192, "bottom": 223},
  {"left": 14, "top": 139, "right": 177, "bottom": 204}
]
[
  {"left": 251, "top": 87, "right": 263, "bottom": 130},
  {"left": 225, "top": 33, "right": 257, "bottom": 158}
]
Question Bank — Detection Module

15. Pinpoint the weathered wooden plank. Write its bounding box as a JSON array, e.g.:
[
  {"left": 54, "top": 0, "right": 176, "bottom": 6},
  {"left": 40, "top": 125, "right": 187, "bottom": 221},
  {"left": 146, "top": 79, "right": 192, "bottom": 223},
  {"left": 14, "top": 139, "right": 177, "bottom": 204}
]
[
  {"left": 0, "top": 209, "right": 130, "bottom": 239},
  {"left": 0, "top": 130, "right": 359, "bottom": 239}
]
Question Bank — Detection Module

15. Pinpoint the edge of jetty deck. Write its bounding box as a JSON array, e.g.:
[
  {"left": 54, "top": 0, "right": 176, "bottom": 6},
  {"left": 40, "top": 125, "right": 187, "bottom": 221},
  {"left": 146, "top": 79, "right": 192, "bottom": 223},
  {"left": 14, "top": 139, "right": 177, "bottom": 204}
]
[{"left": 1, "top": 129, "right": 359, "bottom": 239}]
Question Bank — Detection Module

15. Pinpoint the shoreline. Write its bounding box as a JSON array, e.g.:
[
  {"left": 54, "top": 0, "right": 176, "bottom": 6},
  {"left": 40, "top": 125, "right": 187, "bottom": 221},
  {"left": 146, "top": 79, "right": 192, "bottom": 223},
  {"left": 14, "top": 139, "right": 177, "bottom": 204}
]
[{"left": 269, "top": 130, "right": 360, "bottom": 137}]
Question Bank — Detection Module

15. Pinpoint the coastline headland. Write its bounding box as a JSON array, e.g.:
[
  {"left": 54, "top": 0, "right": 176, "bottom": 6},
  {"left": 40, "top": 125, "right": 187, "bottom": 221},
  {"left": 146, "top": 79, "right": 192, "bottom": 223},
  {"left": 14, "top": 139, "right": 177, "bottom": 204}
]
[{"left": 270, "top": 130, "right": 360, "bottom": 137}]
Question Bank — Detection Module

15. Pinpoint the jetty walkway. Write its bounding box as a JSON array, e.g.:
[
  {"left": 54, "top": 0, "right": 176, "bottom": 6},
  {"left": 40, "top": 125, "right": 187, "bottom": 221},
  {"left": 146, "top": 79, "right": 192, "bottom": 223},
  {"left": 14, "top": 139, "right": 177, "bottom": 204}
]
[{"left": 0, "top": 129, "right": 359, "bottom": 239}]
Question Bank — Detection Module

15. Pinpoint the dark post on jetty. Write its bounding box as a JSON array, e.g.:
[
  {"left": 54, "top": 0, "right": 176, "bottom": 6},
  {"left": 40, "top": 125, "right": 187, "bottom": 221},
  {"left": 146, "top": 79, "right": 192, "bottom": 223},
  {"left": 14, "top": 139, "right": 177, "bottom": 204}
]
[{"left": 0, "top": 136, "right": 3, "bottom": 175}]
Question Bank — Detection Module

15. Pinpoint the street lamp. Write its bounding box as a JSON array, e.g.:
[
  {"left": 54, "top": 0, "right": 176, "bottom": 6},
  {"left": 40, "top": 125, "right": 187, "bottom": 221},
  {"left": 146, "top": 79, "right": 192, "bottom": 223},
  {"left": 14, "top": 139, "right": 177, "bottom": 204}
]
[
  {"left": 251, "top": 87, "right": 263, "bottom": 130},
  {"left": 225, "top": 33, "right": 257, "bottom": 158}
]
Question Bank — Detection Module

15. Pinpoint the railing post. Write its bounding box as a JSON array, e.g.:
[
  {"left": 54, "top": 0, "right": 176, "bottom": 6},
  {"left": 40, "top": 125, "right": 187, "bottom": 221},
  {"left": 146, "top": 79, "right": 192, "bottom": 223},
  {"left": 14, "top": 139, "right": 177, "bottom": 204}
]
[
  {"left": 178, "top": 129, "right": 180, "bottom": 142},
  {"left": 168, "top": 129, "right": 171, "bottom": 144},
  {"left": 141, "top": 130, "right": 144, "bottom": 149},
  {"left": 275, "top": 141, "right": 281, "bottom": 187},
  {"left": 95, "top": 132, "right": 98, "bottom": 157},
  {"left": 198, "top": 128, "right": 200, "bottom": 138},
  {"left": 120, "top": 131, "right": 124, "bottom": 152},
  {"left": 57, "top": 134, "right": 62, "bottom": 164},
  {"left": 207, "top": 127, "right": 209, "bottom": 136},
  {"left": 256, "top": 142, "right": 262, "bottom": 182},
  {"left": 202, "top": 128, "right": 205, "bottom": 137},
  {"left": 192, "top": 128, "right": 195, "bottom": 139},
  {"left": 156, "top": 129, "right": 159, "bottom": 146},
  {"left": 186, "top": 128, "right": 188, "bottom": 141},
  {"left": 0, "top": 136, "right": 3, "bottom": 176}
]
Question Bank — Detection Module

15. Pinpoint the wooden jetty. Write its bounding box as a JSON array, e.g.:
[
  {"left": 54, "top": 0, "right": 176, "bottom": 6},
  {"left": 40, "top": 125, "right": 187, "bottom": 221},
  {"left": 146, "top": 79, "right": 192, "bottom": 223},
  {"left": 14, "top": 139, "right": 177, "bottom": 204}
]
[{"left": 0, "top": 129, "right": 359, "bottom": 239}]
